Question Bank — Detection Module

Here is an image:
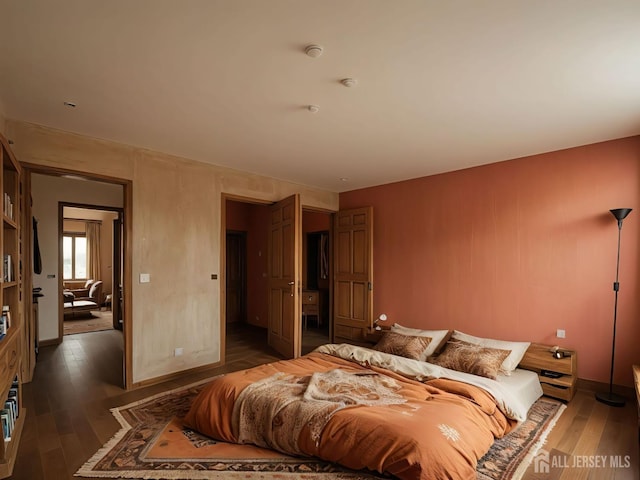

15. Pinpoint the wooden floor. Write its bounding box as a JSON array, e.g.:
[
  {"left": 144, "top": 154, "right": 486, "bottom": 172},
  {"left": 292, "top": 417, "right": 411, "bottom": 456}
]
[{"left": 10, "top": 326, "right": 639, "bottom": 480}]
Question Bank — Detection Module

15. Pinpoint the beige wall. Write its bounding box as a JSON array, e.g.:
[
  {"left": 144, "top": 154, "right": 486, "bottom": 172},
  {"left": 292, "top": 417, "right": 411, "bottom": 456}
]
[
  {"left": 9, "top": 120, "right": 338, "bottom": 384},
  {"left": 32, "top": 175, "right": 123, "bottom": 340}
]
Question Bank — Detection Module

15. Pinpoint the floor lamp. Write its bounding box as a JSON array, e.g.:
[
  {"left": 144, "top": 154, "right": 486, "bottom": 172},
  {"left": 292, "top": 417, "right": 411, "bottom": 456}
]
[{"left": 595, "top": 208, "right": 632, "bottom": 407}]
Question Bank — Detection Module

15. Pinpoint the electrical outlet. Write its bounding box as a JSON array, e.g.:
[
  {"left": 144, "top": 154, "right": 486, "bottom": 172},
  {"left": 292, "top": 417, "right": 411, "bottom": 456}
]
[
  {"left": 556, "top": 329, "right": 566, "bottom": 339},
  {"left": 139, "top": 273, "right": 150, "bottom": 283},
  {"left": 174, "top": 347, "right": 183, "bottom": 356}
]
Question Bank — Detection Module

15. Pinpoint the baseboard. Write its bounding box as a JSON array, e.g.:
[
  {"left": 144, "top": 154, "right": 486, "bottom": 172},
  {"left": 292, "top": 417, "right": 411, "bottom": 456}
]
[
  {"left": 577, "top": 378, "right": 634, "bottom": 400},
  {"left": 131, "top": 360, "right": 224, "bottom": 390}
]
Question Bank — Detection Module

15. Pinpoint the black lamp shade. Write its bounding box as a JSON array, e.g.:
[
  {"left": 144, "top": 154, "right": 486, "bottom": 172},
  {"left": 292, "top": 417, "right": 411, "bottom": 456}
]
[{"left": 610, "top": 208, "right": 632, "bottom": 221}]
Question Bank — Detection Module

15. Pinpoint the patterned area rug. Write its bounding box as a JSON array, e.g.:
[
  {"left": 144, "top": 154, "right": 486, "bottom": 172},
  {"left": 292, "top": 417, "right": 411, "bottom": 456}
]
[
  {"left": 76, "top": 378, "right": 565, "bottom": 480},
  {"left": 64, "top": 312, "right": 113, "bottom": 335}
]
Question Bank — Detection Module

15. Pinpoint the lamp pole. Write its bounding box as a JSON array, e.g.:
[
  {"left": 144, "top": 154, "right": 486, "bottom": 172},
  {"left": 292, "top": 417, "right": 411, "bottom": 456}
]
[{"left": 596, "top": 208, "right": 631, "bottom": 407}]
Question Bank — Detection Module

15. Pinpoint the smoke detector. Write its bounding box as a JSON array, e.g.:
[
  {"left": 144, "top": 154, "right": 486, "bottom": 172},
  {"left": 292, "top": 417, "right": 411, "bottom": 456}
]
[
  {"left": 305, "top": 45, "right": 323, "bottom": 58},
  {"left": 341, "top": 78, "right": 357, "bottom": 87}
]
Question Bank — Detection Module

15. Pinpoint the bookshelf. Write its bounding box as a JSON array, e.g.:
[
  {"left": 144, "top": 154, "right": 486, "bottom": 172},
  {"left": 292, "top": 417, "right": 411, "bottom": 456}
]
[{"left": 0, "top": 133, "right": 23, "bottom": 478}]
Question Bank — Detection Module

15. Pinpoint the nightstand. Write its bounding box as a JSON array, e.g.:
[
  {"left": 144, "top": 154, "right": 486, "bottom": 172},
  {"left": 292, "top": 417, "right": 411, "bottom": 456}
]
[
  {"left": 519, "top": 343, "right": 577, "bottom": 402},
  {"left": 302, "top": 290, "right": 320, "bottom": 329}
]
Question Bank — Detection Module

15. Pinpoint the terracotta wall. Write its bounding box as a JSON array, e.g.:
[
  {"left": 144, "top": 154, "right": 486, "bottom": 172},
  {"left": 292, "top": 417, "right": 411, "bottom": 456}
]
[
  {"left": 225, "top": 200, "right": 269, "bottom": 328},
  {"left": 303, "top": 211, "right": 331, "bottom": 233},
  {"left": 340, "top": 136, "right": 640, "bottom": 387}
]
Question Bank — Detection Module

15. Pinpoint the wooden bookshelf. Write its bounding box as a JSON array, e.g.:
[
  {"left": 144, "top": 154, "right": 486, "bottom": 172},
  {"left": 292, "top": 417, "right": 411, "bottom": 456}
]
[{"left": 0, "top": 133, "right": 24, "bottom": 478}]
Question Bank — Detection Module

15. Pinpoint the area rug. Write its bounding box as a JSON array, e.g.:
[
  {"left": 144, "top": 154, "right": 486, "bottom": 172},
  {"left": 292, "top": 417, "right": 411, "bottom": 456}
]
[
  {"left": 76, "top": 378, "right": 565, "bottom": 480},
  {"left": 64, "top": 313, "right": 113, "bottom": 335}
]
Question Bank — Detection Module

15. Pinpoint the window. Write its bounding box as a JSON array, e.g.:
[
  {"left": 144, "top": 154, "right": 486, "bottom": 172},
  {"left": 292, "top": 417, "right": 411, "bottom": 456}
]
[{"left": 63, "top": 233, "right": 87, "bottom": 280}]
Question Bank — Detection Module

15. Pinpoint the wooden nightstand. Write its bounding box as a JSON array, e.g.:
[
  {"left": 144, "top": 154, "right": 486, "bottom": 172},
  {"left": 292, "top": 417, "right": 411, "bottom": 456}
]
[
  {"left": 519, "top": 343, "right": 577, "bottom": 402},
  {"left": 302, "top": 290, "right": 320, "bottom": 329}
]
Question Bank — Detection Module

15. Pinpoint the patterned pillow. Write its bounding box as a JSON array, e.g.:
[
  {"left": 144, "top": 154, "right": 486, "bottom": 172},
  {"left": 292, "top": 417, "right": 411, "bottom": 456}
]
[
  {"left": 373, "top": 332, "right": 432, "bottom": 361},
  {"left": 390, "top": 324, "right": 451, "bottom": 359},
  {"left": 429, "top": 340, "right": 511, "bottom": 379}
]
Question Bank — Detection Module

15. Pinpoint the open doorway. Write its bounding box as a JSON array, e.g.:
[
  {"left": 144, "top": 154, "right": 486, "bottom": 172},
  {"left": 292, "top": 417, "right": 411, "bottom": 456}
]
[
  {"left": 61, "top": 205, "right": 121, "bottom": 336},
  {"left": 223, "top": 197, "right": 332, "bottom": 357},
  {"left": 301, "top": 211, "right": 331, "bottom": 354},
  {"left": 25, "top": 169, "right": 131, "bottom": 388},
  {"left": 224, "top": 199, "right": 270, "bottom": 346}
]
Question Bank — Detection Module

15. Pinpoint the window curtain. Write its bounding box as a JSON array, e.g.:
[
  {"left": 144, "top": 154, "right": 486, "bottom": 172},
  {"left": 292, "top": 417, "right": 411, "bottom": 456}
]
[{"left": 86, "top": 221, "right": 102, "bottom": 281}]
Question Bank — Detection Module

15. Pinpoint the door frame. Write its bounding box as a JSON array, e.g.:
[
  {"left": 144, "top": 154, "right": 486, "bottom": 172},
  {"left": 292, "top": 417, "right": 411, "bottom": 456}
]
[
  {"left": 220, "top": 194, "right": 335, "bottom": 363},
  {"left": 22, "top": 163, "right": 134, "bottom": 389}
]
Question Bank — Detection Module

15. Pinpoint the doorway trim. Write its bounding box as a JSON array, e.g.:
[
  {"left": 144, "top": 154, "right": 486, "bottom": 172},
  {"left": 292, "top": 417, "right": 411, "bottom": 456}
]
[{"left": 22, "top": 163, "right": 134, "bottom": 390}]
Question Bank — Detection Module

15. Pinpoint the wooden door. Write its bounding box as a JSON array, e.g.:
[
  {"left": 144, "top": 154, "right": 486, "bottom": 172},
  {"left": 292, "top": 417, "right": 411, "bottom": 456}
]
[
  {"left": 268, "top": 195, "right": 302, "bottom": 358},
  {"left": 333, "top": 207, "right": 373, "bottom": 344},
  {"left": 225, "top": 231, "right": 246, "bottom": 324}
]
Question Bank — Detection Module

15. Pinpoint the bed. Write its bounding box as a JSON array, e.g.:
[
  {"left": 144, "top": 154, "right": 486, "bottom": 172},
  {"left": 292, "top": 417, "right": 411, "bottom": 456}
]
[{"left": 184, "top": 330, "right": 542, "bottom": 480}]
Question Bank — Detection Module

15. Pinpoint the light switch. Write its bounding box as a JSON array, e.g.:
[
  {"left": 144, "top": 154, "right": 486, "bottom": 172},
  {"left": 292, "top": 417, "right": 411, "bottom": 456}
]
[{"left": 139, "top": 273, "right": 150, "bottom": 283}]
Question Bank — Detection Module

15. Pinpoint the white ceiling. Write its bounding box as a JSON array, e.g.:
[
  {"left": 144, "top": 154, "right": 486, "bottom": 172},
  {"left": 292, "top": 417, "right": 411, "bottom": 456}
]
[{"left": 1, "top": 1, "right": 639, "bottom": 193}]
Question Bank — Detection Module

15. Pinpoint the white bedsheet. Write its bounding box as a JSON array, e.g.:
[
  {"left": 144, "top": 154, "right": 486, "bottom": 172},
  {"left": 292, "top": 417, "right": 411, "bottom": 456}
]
[
  {"left": 314, "top": 343, "right": 542, "bottom": 422},
  {"left": 495, "top": 368, "right": 544, "bottom": 418}
]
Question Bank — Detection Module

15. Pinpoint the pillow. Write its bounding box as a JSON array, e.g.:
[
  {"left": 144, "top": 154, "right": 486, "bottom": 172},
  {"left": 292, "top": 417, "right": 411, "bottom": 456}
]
[
  {"left": 451, "top": 330, "right": 530, "bottom": 375},
  {"left": 89, "top": 281, "right": 103, "bottom": 299},
  {"left": 373, "top": 331, "right": 432, "bottom": 361},
  {"left": 429, "top": 340, "right": 511, "bottom": 380},
  {"left": 390, "top": 323, "right": 450, "bottom": 360}
]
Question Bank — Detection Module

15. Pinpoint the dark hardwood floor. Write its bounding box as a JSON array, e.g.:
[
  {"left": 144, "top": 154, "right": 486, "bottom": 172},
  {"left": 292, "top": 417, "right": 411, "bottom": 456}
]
[{"left": 10, "top": 326, "right": 639, "bottom": 479}]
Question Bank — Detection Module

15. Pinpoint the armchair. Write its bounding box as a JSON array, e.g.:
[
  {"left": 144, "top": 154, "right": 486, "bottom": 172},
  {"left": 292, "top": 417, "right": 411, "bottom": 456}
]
[
  {"left": 63, "top": 280, "right": 104, "bottom": 317},
  {"left": 66, "top": 279, "right": 96, "bottom": 300},
  {"left": 75, "top": 280, "right": 103, "bottom": 304}
]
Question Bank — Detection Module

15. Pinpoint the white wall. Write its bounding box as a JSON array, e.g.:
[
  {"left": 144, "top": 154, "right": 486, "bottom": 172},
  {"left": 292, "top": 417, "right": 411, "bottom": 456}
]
[{"left": 32, "top": 175, "right": 123, "bottom": 340}]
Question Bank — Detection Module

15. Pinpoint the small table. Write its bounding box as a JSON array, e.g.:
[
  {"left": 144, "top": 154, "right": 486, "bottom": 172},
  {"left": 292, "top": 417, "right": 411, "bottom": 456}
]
[{"left": 302, "top": 290, "right": 320, "bottom": 329}]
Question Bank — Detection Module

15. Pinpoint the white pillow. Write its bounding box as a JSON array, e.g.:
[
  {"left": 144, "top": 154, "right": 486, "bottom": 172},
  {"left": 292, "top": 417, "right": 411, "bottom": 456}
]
[
  {"left": 390, "top": 324, "right": 450, "bottom": 360},
  {"left": 451, "top": 330, "right": 530, "bottom": 375}
]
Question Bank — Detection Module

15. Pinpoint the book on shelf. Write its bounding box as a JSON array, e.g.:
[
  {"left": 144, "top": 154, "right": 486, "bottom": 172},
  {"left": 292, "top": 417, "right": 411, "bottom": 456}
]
[
  {"left": 4, "top": 399, "right": 17, "bottom": 425},
  {"left": 1, "top": 412, "right": 10, "bottom": 441},
  {"left": 2, "top": 305, "right": 10, "bottom": 329},
  {"left": 3, "top": 193, "right": 13, "bottom": 221},
  {"left": 3, "top": 254, "right": 12, "bottom": 282}
]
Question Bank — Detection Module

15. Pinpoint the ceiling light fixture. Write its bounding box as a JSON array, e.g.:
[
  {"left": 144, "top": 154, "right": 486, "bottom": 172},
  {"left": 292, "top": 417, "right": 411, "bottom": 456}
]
[
  {"left": 307, "top": 105, "right": 320, "bottom": 113},
  {"left": 305, "top": 44, "right": 323, "bottom": 58},
  {"left": 341, "top": 78, "right": 357, "bottom": 87},
  {"left": 63, "top": 101, "right": 77, "bottom": 108}
]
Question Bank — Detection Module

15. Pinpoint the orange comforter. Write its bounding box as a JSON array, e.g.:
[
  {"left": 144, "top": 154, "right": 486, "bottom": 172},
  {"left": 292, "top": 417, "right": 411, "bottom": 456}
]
[{"left": 184, "top": 351, "right": 516, "bottom": 480}]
